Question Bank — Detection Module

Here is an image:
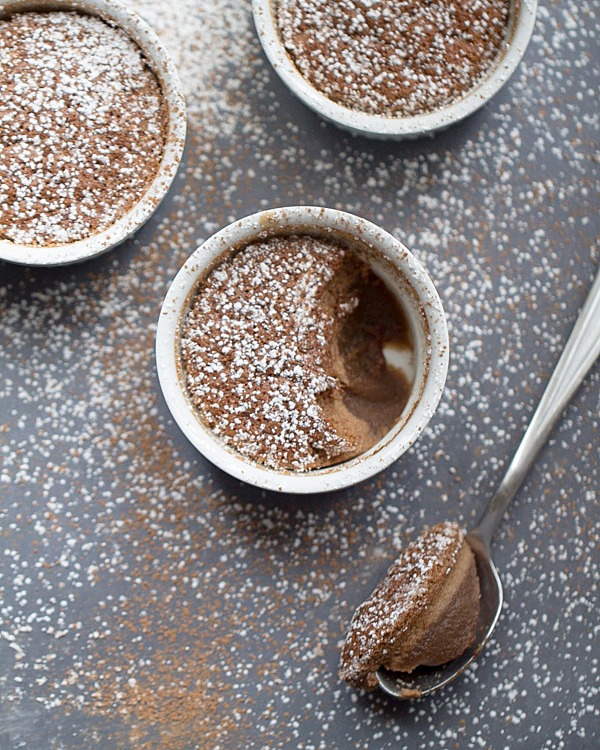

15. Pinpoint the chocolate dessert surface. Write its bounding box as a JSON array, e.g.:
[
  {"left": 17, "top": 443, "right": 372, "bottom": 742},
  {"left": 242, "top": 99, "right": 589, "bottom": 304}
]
[
  {"left": 0, "top": 11, "right": 167, "bottom": 246},
  {"left": 179, "top": 234, "right": 413, "bottom": 472},
  {"left": 340, "top": 521, "right": 481, "bottom": 690},
  {"left": 276, "top": 0, "right": 511, "bottom": 117}
]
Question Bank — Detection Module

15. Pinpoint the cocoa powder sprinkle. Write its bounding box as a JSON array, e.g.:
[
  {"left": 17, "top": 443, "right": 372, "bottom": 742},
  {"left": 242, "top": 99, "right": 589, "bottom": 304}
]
[
  {"left": 275, "top": 0, "right": 512, "bottom": 117},
  {"left": 180, "top": 235, "right": 359, "bottom": 472},
  {"left": 0, "top": 11, "right": 167, "bottom": 246}
]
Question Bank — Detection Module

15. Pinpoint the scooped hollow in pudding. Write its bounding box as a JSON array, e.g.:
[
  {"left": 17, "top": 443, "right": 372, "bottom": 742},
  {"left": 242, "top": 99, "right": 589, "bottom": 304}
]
[{"left": 339, "top": 521, "right": 480, "bottom": 691}]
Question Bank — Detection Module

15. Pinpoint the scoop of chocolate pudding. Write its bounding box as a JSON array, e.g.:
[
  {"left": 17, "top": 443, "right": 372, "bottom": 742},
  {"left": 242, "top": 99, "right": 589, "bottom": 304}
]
[
  {"left": 339, "top": 522, "right": 481, "bottom": 690},
  {"left": 180, "top": 234, "right": 413, "bottom": 472}
]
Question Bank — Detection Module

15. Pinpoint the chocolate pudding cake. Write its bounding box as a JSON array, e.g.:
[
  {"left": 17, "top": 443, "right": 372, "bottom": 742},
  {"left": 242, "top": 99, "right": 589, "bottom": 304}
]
[
  {"left": 275, "top": 0, "right": 512, "bottom": 117},
  {"left": 179, "top": 234, "right": 414, "bottom": 472},
  {"left": 340, "top": 522, "right": 481, "bottom": 690},
  {"left": 0, "top": 11, "right": 168, "bottom": 246}
]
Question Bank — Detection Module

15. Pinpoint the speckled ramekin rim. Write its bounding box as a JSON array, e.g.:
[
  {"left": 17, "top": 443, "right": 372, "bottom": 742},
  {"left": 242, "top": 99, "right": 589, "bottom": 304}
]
[
  {"left": 0, "top": 0, "right": 187, "bottom": 266},
  {"left": 156, "top": 206, "right": 449, "bottom": 494},
  {"left": 252, "top": 0, "right": 537, "bottom": 140}
]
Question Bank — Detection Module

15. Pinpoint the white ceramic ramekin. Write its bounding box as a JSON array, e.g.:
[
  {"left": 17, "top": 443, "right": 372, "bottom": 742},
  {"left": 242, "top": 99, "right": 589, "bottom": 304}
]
[
  {"left": 156, "top": 206, "right": 449, "bottom": 494},
  {"left": 0, "top": 0, "right": 186, "bottom": 266},
  {"left": 252, "top": 0, "right": 537, "bottom": 140}
]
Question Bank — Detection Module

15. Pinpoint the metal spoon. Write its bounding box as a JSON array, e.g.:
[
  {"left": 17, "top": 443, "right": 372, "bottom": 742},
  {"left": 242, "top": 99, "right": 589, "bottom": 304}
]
[{"left": 377, "top": 269, "right": 600, "bottom": 699}]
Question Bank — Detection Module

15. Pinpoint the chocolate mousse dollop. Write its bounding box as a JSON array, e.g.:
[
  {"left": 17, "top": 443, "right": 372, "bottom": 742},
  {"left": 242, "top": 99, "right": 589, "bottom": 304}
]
[{"left": 339, "top": 521, "right": 480, "bottom": 690}]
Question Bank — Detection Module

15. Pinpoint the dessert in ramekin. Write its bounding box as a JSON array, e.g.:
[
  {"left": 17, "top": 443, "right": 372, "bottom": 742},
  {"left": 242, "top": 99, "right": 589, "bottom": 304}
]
[
  {"left": 0, "top": 0, "right": 186, "bottom": 265},
  {"left": 252, "top": 0, "right": 537, "bottom": 140},
  {"left": 156, "top": 206, "right": 449, "bottom": 494}
]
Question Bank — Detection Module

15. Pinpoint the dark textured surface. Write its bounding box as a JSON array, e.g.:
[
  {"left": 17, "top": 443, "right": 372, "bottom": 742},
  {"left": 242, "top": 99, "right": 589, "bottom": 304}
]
[{"left": 1, "top": 1, "right": 598, "bottom": 748}]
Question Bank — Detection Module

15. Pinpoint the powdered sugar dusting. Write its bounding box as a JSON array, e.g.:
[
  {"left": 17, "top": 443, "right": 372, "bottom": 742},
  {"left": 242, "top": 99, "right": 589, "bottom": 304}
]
[
  {"left": 276, "top": 0, "right": 511, "bottom": 116},
  {"left": 0, "top": 11, "right": 167, "bottom": 245},
  {"left": 339, "top": 521, "right": 466, "bottom": 688},
  {"left": 181, "top": 235, "right": 356, "bottom": 470},
  {"left": 131, "top": 0, "right": 255, "bottom": 137}
]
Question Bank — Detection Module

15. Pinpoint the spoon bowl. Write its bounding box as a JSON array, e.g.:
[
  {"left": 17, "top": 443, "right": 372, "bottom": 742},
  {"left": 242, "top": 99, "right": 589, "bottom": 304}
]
[{"left": 376, "top": 532, "right": 503, "bottom": 699}]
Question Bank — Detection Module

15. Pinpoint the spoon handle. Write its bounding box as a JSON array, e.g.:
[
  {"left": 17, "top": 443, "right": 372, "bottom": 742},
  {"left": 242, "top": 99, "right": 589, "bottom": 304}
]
[{"left": 475, "top": 269, "right": 600, "bottom": 549}]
